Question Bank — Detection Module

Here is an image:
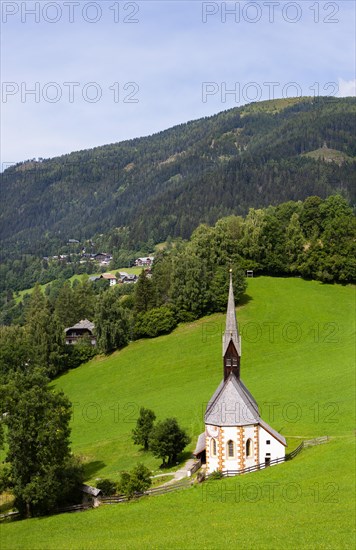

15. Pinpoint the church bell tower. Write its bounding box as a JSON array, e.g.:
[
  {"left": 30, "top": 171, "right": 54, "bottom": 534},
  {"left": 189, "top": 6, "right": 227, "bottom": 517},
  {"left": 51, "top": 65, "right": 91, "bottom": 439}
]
[{"left": 222, "top": 270, "right": 241, "bottom": 380}]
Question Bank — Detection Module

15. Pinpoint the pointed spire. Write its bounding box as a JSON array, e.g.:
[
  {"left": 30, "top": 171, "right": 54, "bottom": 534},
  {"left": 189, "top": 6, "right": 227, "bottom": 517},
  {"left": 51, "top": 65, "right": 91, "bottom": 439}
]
[{"left": 222, "top": 270, "right": 241, "bottom": 357}]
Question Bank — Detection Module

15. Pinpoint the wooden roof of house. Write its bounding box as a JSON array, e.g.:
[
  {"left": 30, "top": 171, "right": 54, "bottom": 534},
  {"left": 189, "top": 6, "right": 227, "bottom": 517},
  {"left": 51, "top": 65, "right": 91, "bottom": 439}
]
[
  {"left": 193, "top": 432, "right": 206, "bottom": 456},
  {"left": 81, "top": 484, "right": 102, "bottom": 497},
  {"left": 65, "top": 319, "right": 95, "bottom": 333}
]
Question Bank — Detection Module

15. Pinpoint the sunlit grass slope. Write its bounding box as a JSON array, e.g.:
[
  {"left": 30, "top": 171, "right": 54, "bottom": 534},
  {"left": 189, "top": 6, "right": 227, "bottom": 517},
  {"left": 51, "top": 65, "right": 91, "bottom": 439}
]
[
  {"left": 1, "top": 438, "right": 354, "bottom": 549},
  {"left": 1, "top": 277, "right": 354, "bottom": 549},
  {"left": 52, "top": 277, "right": 355, "bottom": 481}
]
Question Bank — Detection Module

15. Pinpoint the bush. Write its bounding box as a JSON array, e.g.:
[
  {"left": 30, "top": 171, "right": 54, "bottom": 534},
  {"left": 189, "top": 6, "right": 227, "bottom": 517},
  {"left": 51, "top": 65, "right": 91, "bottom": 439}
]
[
  {"left": 134, "top": 306, "right": 177, "bottom": 339},
  {"left": 209, "top": 470, "right": 223, "bottom": 480},
  {"left": 118, "top": 463, "right": 152, "bottom": 499},
  {"left": 65, "top": 337, "right": 97, "bottom": 370},
  {"left": 96, "top": 478, "right": 117, "bottom": 496}
]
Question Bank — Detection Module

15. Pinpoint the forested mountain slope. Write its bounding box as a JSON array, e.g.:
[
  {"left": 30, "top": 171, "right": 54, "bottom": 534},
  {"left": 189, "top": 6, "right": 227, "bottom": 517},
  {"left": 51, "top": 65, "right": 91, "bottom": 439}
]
[{"left": 1, "top": 96, "right": 355, "bottom": 257}]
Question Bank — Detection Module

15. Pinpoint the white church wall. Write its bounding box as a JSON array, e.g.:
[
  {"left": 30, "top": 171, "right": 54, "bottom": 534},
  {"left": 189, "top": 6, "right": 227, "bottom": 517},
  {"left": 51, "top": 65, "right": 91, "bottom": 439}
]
[
  {"left": 258, "top": 426, "right": 285, "bottom": 465},
  {"left": 243, "top": 425, "right": 257, "bottom": 468},
  {"left": 222, "top": 426, "right": 239, "bottom": 470},
  {"left": 205, "top": 427, "right": 220, "bottom": 474}
]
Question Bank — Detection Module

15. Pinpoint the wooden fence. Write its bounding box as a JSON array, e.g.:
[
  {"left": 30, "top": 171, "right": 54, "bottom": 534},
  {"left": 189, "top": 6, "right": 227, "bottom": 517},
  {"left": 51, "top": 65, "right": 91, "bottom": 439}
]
[
  {"left": 101, "top": 479, "right": 192, "bottom": 504},
  {"left": 207, "top": 456, "right": 287, "bottom": 479},
  {"left": 206, "top": 439, "right": 310, "bottom": 479},
  {"left": 303, "top": 436, "right": 329, "bottom": 447},
  {"left": 188, "top": 459, "right": 202, "bottom": 477},
  {"left": 285, "top": 441, "right": 304, "bottom": 460}
]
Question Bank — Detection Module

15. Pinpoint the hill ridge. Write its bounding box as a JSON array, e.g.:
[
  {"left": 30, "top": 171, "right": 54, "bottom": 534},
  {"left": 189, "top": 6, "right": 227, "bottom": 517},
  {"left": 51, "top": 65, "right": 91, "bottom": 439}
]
[{"left": 1, "top": 96, "right": 355, "bottom": 257}]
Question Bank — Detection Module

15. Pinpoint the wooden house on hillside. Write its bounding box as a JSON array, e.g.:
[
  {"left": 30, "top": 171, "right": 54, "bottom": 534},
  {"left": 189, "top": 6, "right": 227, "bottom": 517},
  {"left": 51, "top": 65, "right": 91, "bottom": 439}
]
[{"left": 65, "top": 319, "right": 96, "bottom": 346}]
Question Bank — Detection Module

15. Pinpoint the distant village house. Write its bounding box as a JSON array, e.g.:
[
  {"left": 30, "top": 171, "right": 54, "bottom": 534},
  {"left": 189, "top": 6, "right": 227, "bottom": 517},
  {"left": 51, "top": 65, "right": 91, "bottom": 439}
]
[
  {"left": 101, "top": 273, "right": 117, "bottom": 286},
  {"left": 93, "top": 253, "right": 113, "bottom": 266},
  {"left": 135, "top": 256, "right": 154, "bottom": 267},
  {"left": 89, "top": 272, "right": 138, "bottom": 285}
]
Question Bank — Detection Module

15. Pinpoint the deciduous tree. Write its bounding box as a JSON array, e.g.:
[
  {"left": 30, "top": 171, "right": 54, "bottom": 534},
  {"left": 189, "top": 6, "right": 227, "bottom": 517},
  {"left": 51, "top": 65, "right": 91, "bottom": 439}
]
[
  {"left": 95, "top": 289, "right": 130, "bottom": 354},
  {"left": 4, "top": 369, "right": 83, "bottom": 517},
  {"left": 118, "top": 463, "right": 151, "bottom": 499},
  {"left": 149, "top": 418, "right": 191, "bottom": 466}
]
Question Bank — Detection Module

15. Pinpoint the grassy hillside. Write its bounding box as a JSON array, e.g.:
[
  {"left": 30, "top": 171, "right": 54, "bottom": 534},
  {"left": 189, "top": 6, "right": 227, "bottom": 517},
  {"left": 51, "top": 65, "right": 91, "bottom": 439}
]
[
  {"left": 1, "top": 438, "right": 353, "bottom": 549},
  {"left": 302, "top": 146, "right": 355, "bottom": 165},
  {"left": 51, "top": 277, "right": 355, "bottom": 482},
  {"left": 1, "top": 277, "right": 354, "bottom": 549}
]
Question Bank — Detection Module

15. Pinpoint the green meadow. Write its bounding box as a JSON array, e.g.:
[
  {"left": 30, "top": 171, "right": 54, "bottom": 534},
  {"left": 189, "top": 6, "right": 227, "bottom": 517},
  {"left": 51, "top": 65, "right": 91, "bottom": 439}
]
[
  {"left": 1, "top": 277, "right": 354, "bottom": 549},
  {"left": 1, "top": 438, "right": 353, "bottom": 550}
]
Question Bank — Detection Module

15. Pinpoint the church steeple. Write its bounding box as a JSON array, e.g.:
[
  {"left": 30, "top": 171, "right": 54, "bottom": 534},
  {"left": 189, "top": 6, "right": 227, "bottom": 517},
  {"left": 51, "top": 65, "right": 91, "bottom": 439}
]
[{"left": 222, "top": 270, "right": 241, "bottom": 380}]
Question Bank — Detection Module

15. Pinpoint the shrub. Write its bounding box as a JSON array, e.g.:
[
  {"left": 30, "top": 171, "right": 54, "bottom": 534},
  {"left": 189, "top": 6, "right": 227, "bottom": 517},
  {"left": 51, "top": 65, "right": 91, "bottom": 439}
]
[
  {"left": 209, "top": 470, "right": 224, "bottom": 480},
  {"left": 134, "top": 306, "right": 177, "bottom": 339},
  {"left": 96, "top": 478, "right": 117, "bottom": 496},
  {"left": 118, "top": 463, "right": 152, "bottom": 499}
]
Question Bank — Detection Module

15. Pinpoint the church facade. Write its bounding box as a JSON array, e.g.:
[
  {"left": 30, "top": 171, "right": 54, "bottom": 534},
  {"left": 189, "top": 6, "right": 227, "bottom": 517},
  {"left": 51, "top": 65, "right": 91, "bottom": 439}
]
[{"left": 194, "top": 272, "right": 286, "bottom": 474}]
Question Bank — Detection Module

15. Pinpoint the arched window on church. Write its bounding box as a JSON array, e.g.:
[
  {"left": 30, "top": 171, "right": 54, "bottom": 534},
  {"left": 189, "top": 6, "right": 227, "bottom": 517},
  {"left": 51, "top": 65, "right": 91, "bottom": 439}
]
[
  {"left": 227, "top": 440, "right": 234, "bottom": 458},
  {"left": 246, "top": 438, "right": 253, "bottom": 457},
  {"left": 211, "top": 438, "right": 217, "bottom": 457}
]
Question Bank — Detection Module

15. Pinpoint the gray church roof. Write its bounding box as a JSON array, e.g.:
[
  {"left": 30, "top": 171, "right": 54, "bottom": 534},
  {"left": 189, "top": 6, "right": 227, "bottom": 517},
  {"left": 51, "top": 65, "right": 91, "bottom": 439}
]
[
  {"left": 204, "top": 376, "right": 286, "bottom": 445},
  {"left": 205, "top": 373, "right": 260, "bottom": 426},
  {"left": 222, "top": 272, "right": 241, "bottom": 356}
]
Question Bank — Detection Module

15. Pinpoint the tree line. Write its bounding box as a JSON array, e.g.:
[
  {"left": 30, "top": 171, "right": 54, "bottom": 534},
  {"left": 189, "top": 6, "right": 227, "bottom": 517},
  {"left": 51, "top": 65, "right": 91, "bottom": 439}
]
[{"left": 1, "top": 194, "right": 355, "bottom": 381}]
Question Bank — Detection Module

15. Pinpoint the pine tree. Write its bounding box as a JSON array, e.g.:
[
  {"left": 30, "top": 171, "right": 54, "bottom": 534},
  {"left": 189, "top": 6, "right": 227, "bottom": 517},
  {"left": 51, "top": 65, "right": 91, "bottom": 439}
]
[
  {"left": 72, "top": 276, "right": 96, "bottom": 321},
  {"left": 134, "top": 270, "right": 155, "bottom": 313},
  {"left": 55, "top": 282, "right": 77, "bottom": 326}
]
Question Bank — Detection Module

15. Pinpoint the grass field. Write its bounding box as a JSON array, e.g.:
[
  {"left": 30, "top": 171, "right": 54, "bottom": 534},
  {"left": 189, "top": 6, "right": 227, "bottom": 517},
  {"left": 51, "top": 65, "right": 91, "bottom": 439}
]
[
  {"left": 302, "top": 147, "right": 355, "bottom": 165},
  {"left": 1, "top": 277, "right": 354, "bottom": 549},
  {"left": 1, "top": 438, "right": 353, "bottom": 549}
]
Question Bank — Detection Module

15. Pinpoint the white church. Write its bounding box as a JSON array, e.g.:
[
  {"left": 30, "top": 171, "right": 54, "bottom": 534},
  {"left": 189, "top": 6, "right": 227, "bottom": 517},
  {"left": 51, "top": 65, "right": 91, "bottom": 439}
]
[{"left": 194, "top": 272, "right": 286, "bottom": 474}]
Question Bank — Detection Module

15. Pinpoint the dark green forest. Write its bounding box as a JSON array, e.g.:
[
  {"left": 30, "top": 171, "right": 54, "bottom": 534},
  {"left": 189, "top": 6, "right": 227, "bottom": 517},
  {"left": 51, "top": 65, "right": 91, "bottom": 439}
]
[{"left": 1, "top": 96, "right": 355, "bottom": 262}]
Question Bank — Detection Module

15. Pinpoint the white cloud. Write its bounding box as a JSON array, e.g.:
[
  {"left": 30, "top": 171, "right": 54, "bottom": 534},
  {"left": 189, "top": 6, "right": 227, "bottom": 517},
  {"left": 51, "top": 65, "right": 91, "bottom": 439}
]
[{"left": 337, "top": 78, "right": 356, "bottom": 97}]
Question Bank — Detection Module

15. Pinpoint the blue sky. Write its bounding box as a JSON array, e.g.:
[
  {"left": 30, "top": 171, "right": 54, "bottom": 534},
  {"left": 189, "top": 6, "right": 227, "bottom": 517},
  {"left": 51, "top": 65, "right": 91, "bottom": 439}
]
[{"left": 1, "top": 0, "right": 355, "bottom": 167}]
